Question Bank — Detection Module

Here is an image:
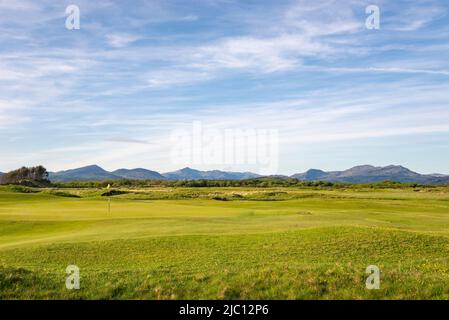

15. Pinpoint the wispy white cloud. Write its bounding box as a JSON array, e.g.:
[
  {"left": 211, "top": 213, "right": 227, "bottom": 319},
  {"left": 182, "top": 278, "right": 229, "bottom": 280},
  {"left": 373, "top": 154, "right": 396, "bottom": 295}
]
[
  {"left": 105, "top": 33, "right": 141, "bottom": 48},
  {"left": 104, "top": 137, "right": 151, "bottom": 144},
  {"left": 146, "top": 69, "right": 213, "bottom": 88},
  {"left": 309, "top": 66, "right": 449, "bottom": 76},
  {"left": 384, "top": 3, "right": 446, "bottom": 31},
  {"left": 192, "top": 34, "right": 327, "bottom": 72}
]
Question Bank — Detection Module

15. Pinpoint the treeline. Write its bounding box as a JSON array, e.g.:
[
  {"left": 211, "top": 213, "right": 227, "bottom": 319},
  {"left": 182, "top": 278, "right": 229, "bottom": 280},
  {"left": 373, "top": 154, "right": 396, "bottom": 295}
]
[
  {"left": 53, "top": 177, "right": 428, "bottom": 189},
  {"left": 0, "top": 166, "right": 49, "bottom": 185},
  {"left": 53, "top": 177, "right": 336, "bottom": 188}
]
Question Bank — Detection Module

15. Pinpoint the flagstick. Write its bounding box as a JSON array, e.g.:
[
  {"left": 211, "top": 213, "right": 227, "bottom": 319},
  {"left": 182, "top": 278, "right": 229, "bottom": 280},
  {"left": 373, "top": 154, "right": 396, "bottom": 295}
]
[{"left": 106, "top": 184, "right": 111, "bottom": 214}]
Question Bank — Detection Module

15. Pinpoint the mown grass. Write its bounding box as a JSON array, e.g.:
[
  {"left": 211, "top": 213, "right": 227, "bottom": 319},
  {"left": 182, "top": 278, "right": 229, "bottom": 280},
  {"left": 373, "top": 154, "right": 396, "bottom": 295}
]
[{"left": 0, "top": 186, "right": 449, "bottom": 299}]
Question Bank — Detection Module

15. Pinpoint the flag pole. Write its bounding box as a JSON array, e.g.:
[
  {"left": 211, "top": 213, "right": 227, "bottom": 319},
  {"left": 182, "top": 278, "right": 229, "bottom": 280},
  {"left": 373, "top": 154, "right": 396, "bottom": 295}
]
[{"left": 106, "top": 183, "right": 111, "bottom": 214}]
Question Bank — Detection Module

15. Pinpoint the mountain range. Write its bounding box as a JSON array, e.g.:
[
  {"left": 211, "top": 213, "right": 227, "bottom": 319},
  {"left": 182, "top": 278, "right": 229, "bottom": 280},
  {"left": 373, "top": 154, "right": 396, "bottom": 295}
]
[
  {"left": 162, "top": 167, "right": 261, "bottom": 180},
  {"left": 41, "top": 164, "right": 449, "bottom": 184},
  {"left": 291, "top": 165, "right": 449, "bottom": 184},
  {"left": 47, "top": 165, "right": 261, "bottom": 182}
]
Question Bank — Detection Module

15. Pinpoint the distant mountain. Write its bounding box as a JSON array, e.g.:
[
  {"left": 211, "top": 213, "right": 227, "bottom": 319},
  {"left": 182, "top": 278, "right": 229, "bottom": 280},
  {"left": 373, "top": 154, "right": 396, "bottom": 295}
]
[
  {"left": 112, "top": 168, "right": 166, "bottom": 180},
  {"left": 425, "top": 175, "right": 449, "bottom": 185},
  {"left": 292, "top": 169, "right": 329, "bottom": 181},
  {"left": 162, "top": 167, "right": 261, "bottom": 180},
  {"left": 48, "top": 165, "right": 260, "bottom": 182},
  {"left": 49, "top": 165, "right": 122, "bottom": 182},
  {"left": 43, "top": 164, "right": 449, "bottom": 184},
  {"left": 291, "top": 165, "right": 449, "bottom": 184},
  {"left": 162, "top": 167, "right": 203, "bottom": 180}
]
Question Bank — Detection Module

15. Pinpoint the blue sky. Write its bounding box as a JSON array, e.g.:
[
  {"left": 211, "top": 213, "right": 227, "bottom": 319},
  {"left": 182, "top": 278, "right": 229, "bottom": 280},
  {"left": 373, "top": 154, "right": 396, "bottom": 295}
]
[{"left": 1, "top": 0, "right": 449, "bottom": 175}]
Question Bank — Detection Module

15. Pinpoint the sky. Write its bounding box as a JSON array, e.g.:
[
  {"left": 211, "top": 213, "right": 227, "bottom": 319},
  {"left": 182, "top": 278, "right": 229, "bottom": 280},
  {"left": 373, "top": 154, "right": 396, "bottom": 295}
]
[{"left": 1, "top": 0, "right": 449, "bottom": 175}]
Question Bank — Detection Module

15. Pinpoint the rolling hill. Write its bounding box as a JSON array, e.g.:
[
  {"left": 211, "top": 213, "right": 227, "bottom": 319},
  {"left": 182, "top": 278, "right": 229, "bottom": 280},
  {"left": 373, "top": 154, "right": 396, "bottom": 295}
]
[{"left": 36, "top": 164, "right": 449, "bottom": 184}]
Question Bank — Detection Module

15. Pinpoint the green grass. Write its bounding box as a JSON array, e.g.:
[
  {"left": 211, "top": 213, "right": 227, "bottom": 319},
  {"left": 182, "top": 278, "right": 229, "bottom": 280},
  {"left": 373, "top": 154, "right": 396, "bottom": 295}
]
[{"left": 0, "top": 185, "right": 449, "bottom": 299}]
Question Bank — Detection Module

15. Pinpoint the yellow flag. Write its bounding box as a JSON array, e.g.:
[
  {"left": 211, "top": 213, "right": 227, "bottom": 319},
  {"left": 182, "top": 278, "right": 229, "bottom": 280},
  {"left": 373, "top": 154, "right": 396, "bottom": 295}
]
[{"left": 107, "top": 184, "right": 111, "bottom": 190}]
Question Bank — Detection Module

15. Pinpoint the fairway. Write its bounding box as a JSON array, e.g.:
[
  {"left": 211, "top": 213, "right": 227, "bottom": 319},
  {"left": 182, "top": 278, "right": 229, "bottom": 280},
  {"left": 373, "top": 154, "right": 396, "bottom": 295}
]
[{"left": 1, "top": 186, "right": 449, "bottom": 299}]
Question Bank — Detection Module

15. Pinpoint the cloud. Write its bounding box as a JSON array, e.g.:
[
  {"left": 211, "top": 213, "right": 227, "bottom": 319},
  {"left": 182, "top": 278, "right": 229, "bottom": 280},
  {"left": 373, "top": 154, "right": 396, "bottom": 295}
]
[
  {"left": 146, "top": 69, "right": 213, "bottom": 88},
  {"left": 180, "top": 1, "right": 365, "bottom": 74},
  {"left": 384, "top": 3, "right": 446, "bottom": 31},
  {"left": 179, "top": 14, "right": 198, "bottom": 21},
  {"left": 192, "top": 34, "right": 327, "bottom": 73},
  {"left": 104, "top": 137, "right": 150, "bottom": 144},
  {"left": 309, "top": 66, "right": 449, "bottom": 76},
  {"left": 105, "top": 33, "right": 141, "bottom": 48},
  {"left": 283, "top": 0, "right": 363, "bottom": 36}
]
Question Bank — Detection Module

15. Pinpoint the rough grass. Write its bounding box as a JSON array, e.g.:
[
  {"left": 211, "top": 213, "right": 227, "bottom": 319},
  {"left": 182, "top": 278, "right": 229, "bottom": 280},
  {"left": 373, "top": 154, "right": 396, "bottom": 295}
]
[{"left": 0, "top": 186, "right": 449, "bottom": 299}]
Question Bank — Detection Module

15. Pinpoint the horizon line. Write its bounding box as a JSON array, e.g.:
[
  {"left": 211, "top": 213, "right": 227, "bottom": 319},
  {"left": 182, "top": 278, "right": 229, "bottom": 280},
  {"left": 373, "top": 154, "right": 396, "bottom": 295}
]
[{"left": 2, "top": 163, "right": 448, "bottom": 177}]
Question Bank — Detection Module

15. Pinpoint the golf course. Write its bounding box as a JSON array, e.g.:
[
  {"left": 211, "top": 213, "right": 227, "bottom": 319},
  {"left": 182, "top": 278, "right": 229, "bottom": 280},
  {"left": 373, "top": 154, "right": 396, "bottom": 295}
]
[{"left": 1, "top": 184, "right": 449, "bottom": 299}]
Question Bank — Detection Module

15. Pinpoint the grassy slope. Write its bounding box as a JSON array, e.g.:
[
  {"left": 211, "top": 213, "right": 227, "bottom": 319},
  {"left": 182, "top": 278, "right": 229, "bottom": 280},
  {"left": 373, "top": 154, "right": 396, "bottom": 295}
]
[{"left": 0, "top": 186, "right": 449, "bottom": 299}]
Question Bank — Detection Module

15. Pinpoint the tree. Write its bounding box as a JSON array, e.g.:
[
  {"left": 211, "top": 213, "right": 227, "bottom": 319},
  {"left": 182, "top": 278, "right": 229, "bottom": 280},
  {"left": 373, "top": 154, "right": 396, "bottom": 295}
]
[{"left": 0, "top": 165, "right": 49, "bottom": 185}]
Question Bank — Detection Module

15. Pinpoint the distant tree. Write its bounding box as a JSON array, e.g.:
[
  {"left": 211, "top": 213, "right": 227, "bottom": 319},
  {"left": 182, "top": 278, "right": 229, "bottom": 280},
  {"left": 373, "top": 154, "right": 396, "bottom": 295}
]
[{"left": 0, "top": 165, "right": 49, "bottom": 185}]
